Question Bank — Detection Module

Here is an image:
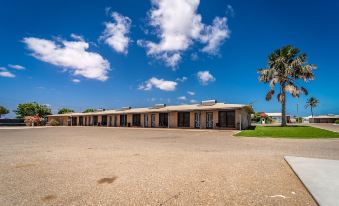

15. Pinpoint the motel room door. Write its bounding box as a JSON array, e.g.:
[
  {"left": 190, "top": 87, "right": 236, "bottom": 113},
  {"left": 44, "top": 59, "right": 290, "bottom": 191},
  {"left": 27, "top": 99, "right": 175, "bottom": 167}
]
[
  {"left": 194, "top": 112, "right": 201, "bottom": 128},
  {"left": 151, "top": 114, "right": 156, "bottom": 127},
  {"left": 206, "top": 112, "right": 213, "bottom": 129}
]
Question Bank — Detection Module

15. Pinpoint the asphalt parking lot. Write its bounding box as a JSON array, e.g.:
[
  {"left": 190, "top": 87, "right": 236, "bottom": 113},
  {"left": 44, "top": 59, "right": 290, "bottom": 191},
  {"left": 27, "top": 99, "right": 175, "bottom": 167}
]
[{"left": 1, "top": 127, "right": 339, "bottom": 205}]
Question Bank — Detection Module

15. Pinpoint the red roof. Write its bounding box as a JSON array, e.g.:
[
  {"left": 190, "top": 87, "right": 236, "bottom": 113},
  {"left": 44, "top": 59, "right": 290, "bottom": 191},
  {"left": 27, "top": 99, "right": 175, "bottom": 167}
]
[{"left": 260, "top": 113, "right": 267, "bottom": 117}]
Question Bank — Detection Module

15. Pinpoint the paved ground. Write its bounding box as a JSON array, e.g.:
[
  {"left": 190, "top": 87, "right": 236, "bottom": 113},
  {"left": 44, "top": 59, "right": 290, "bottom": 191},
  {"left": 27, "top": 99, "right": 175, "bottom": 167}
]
[
  {"left": 285, "top": 156, "right": 339, "bottom": 206},
  {"left": 308, "top": 123, "right": 339, "bottom": 132},
  {"left": 1, "top": 127, "right": 339, "bottom": 205}
]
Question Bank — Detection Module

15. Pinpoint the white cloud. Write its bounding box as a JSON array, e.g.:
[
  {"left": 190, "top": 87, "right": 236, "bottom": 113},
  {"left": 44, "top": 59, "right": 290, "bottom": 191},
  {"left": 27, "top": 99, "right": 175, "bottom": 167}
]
[
  {"left": 200, "top": 17, "right": 230, "bottom": 54},
  {"left": 139, "top": 77, "right": 177, "bottom": 91},
  {"left": 100, "top": 12, "right": 131, "bottom": 54},
  {"left": 187, "top": 91, "right": 195, "bottom": 95},
  {"left": 197, "top": 70, "right": 215, "bottom": 85},
  {"left": 190, "top": 99, "right": 197, "bottom": 103},
  {"left": 0, "top": 67, "right": 15, "bottom": 78},
  {"left": 138, "top": 0, "right": 231, "bottom": 67},
  {"left": 72, "top": 79, "right": 80, "bottom": 83},
  {"left": 23, "top": 36, "right": 110, "bottom": 81},
  {"left": 176, "top": 76, "right": 187, "bottom": 82},
  {"left": 8, "top": 64, "right": 25, "bottom": 70},
  {"left": 178, "top": 96, "right": 187, "bottom": 100}
]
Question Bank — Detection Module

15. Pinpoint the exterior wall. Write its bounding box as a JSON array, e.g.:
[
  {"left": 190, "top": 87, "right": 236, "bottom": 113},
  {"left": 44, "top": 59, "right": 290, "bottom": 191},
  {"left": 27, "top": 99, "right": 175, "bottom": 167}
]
[
  {"left": 169, "top": 112, "right": 177, "bottom": 128},
  {"left": 310, "top": 118, "right": 339, "bottom": 123},
  {"left": 48, "top": 108, "right": 251, "bottom": 130}
]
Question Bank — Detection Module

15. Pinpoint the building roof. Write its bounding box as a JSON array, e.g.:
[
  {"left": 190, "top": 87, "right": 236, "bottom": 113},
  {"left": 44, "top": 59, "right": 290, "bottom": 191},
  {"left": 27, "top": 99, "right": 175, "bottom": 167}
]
[
  {"left": 309, "top": 115, "right": 339, "bottom": 119},
  {"left": 265, "top": 113, "right": 291, "bottom": 117},
  {"left": 48, "top": 103, "right": 248, "bottom": 117}
]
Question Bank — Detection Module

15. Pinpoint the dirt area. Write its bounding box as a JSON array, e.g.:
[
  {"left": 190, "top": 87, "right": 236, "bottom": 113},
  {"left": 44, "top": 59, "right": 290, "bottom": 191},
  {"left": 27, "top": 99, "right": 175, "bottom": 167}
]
[{"left": 1, "top": 127, "right": 339, "bottom": 205}]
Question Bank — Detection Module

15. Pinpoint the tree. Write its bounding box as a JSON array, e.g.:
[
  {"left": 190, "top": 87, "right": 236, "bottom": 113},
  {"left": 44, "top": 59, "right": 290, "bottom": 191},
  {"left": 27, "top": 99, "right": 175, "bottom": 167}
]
[
  {"left": 0, "top": 106, "right": 9, "bottom": 118},
  {"left": 83, "top": 108, "right": 95, "bottom": 113},
  {"left": 15, "top": 102, "right": 52, "bottom": 118},
  {"left": 58, "top": 108, "right": 74, "bottom": 114},
  {"left": 258, "top": 45, "right": 316, "bottom": 126},
  {"left": 305, "top": 97, "right": 319, "bottom": 117}
]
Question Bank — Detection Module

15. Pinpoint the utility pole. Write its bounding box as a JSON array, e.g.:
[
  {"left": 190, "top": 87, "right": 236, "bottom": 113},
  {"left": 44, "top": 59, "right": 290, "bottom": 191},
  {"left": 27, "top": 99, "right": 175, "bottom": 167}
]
[{"left": 296, "top": 103, "right": 299, "bottom": 123}]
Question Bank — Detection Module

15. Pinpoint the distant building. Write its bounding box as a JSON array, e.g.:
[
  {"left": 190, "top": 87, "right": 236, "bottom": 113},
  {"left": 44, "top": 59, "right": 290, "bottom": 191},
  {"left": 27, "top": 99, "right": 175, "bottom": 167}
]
[
  {"left": 265, "top": 113, "right": 291, "bottom": 123},
  {"left": 309, "top": 115, "right": 339, "bottom": 123},
  {"left": 48, "top": 100, "right": 252, "bottom": 130}
]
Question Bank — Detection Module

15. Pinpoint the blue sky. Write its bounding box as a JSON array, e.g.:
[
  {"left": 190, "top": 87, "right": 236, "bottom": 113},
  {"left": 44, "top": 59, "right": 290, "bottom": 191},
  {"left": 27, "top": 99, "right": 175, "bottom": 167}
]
[{"left": 1, "top": 0, "right": 338, "bottom": 117}]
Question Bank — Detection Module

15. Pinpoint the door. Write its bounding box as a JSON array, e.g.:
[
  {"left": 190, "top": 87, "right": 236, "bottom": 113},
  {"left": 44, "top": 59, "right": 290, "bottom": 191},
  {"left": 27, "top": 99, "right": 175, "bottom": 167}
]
[
  {"left": 178, "top": 112, "right": 190, "bottom": 127},
  {"left": 114, "top": 115, "right": 117, "bottom": 127},
  {"left": 79, "top": 116, "right": 83, "bottom": 126},
  {"left": 194, "top": 112, "right": 200, "bottom": 128},
  {"left": 151, "top": 114, "right": 156, "bottom": 127},
  {"left": 132, "top": 114, "right": 141, "bottom": 126},
  {"left": 101, "top": 115, "right": 107, "bottom": 126},
  {"left": 144, "top": 114, "right": 148, "bottom": 127},
  {"left": 206, "top": 112, "right": 213, "bottom": 129},
  {"left": 159, "top": 113, "right": 168, "bottom": 127},
  {"left": 120, "top": 114, "right": 127, "bottom": 126},
  {"left": 109, "top": 116, "right": 112, "bottom": 126},
  {"left": 93, "top": 116, "right": 98, "bottom": 126}
]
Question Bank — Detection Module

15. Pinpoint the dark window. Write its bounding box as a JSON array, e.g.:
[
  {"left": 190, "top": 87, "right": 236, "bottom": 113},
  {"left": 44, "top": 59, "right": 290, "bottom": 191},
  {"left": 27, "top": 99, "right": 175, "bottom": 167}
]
[
  {"left": 178, "top": 112, "right": 190, "bottom": 127},
  {"left": 108, "top": 116, "right": 112, "bottom": 126},
  {"left": 132, "top": 114, "right": 141, "bottom": 126},
  {"left": 72, "top": 117, "right": 77, "bottom": 126},
  {"left": 218, "top": 111, "right": 235, "bottom": 128},
  {"left": 120, "top": 114, "right": 127, "bottom": 126},
  {"left": 159, "top": 113, "right": 168, "bottom": 127}
]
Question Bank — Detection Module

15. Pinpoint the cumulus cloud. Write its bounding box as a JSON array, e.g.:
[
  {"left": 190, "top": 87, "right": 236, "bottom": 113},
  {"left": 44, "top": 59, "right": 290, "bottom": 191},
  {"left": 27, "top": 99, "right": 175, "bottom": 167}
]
[
  {"left": 200, "top": 17, "right": 230, "bottom": 54},
  {"left": 139, "top": 77, "right": 177, "bottom": 91},
  {"left": 72, "top": 79, "right": 80, "bottom": 83},
  {"left": 190, "top": 99, "right": 197, "bottom": 103},
  {"left": 187, "top": 91, "right": 195, "bottom": 95},
  {"left": 100, "top": 12, "right": 131, "bottom": 54},
  {"left": 177, "top": 96, "right": 187, "bottom": 101},
  {"left": 8, "top": 64, "right": 25, "bottom": 70},
  {"left": 176, "top": 76, "right": 187, "bottom": 82},
  {"left": 100, "top": 12, "right": 132, "bottom": 54},
  {"left": 23, "top": 36, "right": 110, "bottom": 81},
  {"left": 0, "top": 67, "right": 15, "bottom": 78},
  {"left": 138, "top": 0, "right": 231, "bottom": 67},
  {"left": 197, "top": 70, "right": 215, "bottom": 85}
]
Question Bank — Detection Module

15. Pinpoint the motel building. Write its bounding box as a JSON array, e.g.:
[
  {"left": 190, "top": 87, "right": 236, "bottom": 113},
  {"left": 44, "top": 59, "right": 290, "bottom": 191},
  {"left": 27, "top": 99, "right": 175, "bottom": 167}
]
[{"left": 48, "top": 100, "right": 252, "bottom": 130}]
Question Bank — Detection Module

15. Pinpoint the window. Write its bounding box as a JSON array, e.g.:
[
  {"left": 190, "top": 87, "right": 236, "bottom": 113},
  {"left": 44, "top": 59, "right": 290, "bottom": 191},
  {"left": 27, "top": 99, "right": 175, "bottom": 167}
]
[
  {"left": 132, "top": 114, "right": 141, "bottom": 126},
  {"left": 159, "top": 113, "right": 168, "bottom": 127},
  {"left": 218, "top": 111, "right": 235, "bottom": 128},
  {"left": 178, "top": 112, "right": 190, "bottom": 127}
]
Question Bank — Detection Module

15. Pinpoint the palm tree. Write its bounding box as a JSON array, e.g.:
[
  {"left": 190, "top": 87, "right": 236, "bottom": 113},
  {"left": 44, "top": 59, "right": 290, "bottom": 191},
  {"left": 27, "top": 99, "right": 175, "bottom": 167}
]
[
  {"left": 305, "top": 97, "right": 319, "bottom": 117},
  {"left": 258, "top": 45, "right": 316, "bottom": 126}
]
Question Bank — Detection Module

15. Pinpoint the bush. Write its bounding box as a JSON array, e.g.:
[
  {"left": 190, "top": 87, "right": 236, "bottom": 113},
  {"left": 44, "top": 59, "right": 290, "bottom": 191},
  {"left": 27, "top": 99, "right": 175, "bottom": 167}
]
[
  {"left": 48, "top": 119, "right": 60, "bottom": 126},
  {"left": 335, "top": 120, "right": 339, "bottom": 124},
  {"left": 24, "top": 115, "right": 46, "bottom": 126}
]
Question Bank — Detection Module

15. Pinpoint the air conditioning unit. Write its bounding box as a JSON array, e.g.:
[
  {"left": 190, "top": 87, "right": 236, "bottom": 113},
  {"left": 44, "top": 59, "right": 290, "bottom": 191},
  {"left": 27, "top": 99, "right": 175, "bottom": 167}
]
[
  {"left": 120, "top": 106, "right": 131, "bottom": 111},
  {"left": 153, "top": 104, "right": 166, "bottom": 109},
  {"left": 201, "top": 100, "right": 217, "bottom": 106}
]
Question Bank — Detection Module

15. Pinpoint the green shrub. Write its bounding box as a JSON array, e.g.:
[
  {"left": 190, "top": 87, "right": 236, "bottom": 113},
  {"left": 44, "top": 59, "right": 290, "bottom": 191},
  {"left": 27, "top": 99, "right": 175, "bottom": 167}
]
[
  {"left": 335, "top": 120, "right": 339, "bottom": 124},
  {"left": 48, "top": 119, "right": 60, "bottom": 126}
]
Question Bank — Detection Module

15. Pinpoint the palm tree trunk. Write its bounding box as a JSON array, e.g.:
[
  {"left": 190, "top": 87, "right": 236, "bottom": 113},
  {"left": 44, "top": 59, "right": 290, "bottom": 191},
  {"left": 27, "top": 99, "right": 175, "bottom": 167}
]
[
  {"left": 311, "top": 107, "right": 313, "bottom": 117},
  {"left": 281, "top": 84, "right": 287, "bottom": 127}
]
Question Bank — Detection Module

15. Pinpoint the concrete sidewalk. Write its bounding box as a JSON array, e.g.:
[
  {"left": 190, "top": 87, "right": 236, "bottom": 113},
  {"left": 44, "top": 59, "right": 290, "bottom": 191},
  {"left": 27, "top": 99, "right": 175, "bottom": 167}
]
[
  {"left": 285, "top": 156, "right": 339, "bottom": 206},
  {"left": 308, "top": 123, "right": 339, "bottom": 133}
]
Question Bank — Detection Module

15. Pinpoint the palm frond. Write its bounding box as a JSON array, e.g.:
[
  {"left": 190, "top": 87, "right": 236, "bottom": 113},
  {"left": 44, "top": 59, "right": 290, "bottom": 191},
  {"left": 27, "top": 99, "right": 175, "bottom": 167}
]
[{"left": 265, "top": 89, "right": 275, "bottom": 101}]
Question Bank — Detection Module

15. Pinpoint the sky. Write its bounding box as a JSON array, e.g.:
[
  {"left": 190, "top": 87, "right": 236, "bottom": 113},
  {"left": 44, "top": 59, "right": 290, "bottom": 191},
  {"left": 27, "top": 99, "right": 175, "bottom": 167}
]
[{"left": 1, "top": 0, "right": 338, "bottom": 117}]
